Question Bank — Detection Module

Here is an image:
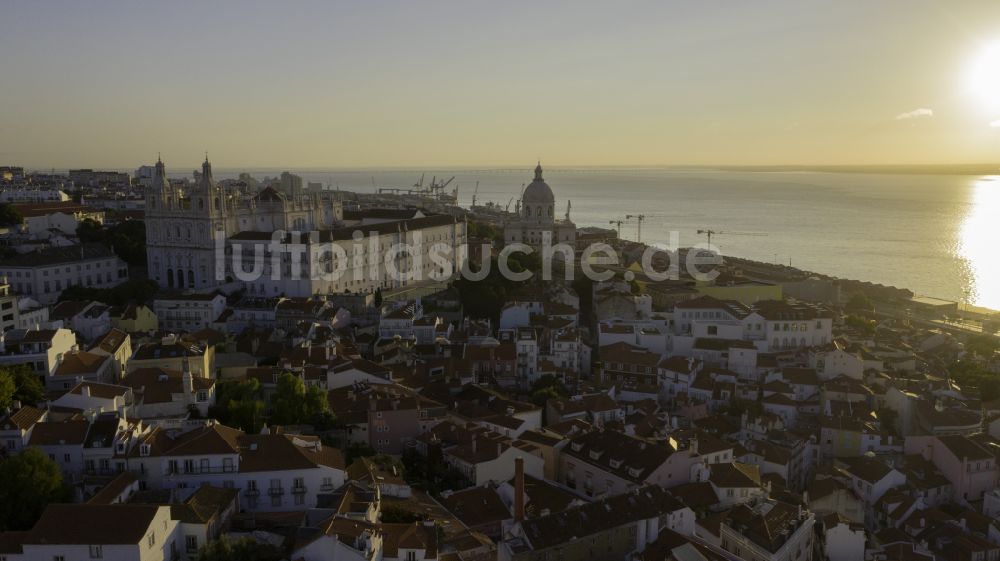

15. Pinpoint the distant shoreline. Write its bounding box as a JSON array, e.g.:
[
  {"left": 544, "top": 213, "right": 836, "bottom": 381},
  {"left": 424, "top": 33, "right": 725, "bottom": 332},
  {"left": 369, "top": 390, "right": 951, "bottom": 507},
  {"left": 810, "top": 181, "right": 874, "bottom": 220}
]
[
  {"left": 17, "top": 163, "right": 1000, "bottom": 176},
  {"left": 688, "top": 164, "right": 1000, "bottom": 176}
]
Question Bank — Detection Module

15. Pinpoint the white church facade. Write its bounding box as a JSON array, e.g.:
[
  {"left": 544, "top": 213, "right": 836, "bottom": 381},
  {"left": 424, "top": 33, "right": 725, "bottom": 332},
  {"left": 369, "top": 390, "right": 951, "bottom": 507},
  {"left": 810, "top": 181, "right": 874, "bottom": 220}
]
[
  {"left": 504, "top": 163, "right": 576, "bottom": 248},
  {"left": 145, "top": 158, "right": 467, "bottom": 298}
]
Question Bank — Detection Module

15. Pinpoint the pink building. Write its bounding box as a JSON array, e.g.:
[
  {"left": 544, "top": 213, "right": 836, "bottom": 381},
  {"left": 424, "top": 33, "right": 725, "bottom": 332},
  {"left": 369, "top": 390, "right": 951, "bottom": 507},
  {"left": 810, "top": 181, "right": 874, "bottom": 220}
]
[{"left": 905, "top": 434, "right": 998, "bottom": 504}]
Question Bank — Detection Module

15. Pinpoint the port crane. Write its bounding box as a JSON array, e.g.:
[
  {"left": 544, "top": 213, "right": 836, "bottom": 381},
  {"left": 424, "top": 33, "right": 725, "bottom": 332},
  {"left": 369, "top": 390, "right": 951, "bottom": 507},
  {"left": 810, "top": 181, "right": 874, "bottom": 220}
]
[
  {"left": 609, "top": 219, "right": 625, "bottom": 238},
  {"left": 625, "top": 214, "right": 646, "bottom": 243},
  {"left": 697, "top": 229, "right": 767, "bottom": 247},
  {"left": 471, "top": 181, "right": 480, "bottom": 208}
]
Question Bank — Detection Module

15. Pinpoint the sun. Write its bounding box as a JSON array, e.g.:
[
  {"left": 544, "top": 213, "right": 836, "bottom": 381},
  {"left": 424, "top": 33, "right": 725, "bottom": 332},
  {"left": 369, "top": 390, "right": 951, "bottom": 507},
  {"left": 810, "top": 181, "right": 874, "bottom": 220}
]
[{"left": 967, "top": 41, "right": 1000, "bottom": 112}]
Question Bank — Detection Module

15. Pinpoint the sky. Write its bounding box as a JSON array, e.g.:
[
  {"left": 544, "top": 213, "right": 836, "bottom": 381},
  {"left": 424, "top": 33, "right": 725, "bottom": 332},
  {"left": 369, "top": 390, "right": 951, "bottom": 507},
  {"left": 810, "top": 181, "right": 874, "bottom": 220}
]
[{"left": 5, "top": 0, "right": 1000, "bottom": 169}]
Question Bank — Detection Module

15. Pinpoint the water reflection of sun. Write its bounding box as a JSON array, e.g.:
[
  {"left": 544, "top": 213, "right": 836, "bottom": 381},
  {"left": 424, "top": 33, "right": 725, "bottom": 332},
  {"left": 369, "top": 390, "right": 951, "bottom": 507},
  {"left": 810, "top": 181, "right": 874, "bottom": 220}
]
[{"left": 958, "top": 177, "right": 1000, "bottom": 310}]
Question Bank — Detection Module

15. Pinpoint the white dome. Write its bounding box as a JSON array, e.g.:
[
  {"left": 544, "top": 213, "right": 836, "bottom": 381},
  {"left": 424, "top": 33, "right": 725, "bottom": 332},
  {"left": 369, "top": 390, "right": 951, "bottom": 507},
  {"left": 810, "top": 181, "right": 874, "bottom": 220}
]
[{"left": 522, "top": 163, "right": 554, "bottom": 203}]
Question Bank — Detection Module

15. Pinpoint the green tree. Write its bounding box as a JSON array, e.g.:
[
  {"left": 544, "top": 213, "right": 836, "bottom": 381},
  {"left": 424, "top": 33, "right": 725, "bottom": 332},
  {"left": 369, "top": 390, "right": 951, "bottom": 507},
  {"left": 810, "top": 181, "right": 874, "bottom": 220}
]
[
  {"left": 0, "top": 448, "right": 72, "bottom": 531},
  {"left": 212, "top": 379, "right": 265, "bottom": 432},
  {"left": 530, "top": 385, "right": 564, "bottom": 407},
  {"left": 228, "top": 398, "right": 265, "bottom": 434},
  {"left": 948, "top": 360, "right": 1000, "bottom": 402},
  {"left": 303, "top": 384, "right": 330, "bottom": 420},
  {"left": 196, "top": 536, "right": 284, "bottom": 561},
  {"left": 76, "top": 218, "right": 106, "bottom": 243},
  {"left": 844, "top": 314, "right": 876, "bottom": 336},
  {"left": 0, "top": 204, "right": 23, "bottom": 228},
  {"left": 0, "top": 370, "right": 14, "bottom": 411},
  {"left": 270, "top": 373, "right": 307, "bottom": 425},
  {"left": 532, "top": 374, "right": 569, "bottom": 394},
  {"left": 0, "top": 365, "right": 45, "bottom": 406},
  {"left": 965, "top": 334, "right": 1000, "bottom": 358},
  {"left": 845, "top": 293, "right": 874, "bottom": 312}
]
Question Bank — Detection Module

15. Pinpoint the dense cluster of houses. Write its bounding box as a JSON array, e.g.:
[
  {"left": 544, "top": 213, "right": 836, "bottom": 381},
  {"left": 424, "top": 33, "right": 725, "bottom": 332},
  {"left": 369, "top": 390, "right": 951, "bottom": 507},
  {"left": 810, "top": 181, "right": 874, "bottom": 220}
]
[{"left": 0, "top": 168, "right": 998, "bottom": 561}]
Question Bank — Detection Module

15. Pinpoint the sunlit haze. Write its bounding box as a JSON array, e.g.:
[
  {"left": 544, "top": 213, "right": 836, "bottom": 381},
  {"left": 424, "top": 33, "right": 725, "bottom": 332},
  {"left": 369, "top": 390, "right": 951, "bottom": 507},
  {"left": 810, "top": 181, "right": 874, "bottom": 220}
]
[{"left": 6, "top": 1, "right": 1000, "bottom": 169}]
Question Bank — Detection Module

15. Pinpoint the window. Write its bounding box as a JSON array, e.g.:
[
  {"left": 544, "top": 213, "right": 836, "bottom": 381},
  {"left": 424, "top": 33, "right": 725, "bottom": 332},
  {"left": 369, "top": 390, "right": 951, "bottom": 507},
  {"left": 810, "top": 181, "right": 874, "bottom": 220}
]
[
  {"left": 148, "top": 532, "right": 156, "bottom": 547},
  {"left": 186, "top": 535, "right": 198, "bottom": 552},
  {"left": 89, "top": 545, "right": 103, "bottom": 558}
]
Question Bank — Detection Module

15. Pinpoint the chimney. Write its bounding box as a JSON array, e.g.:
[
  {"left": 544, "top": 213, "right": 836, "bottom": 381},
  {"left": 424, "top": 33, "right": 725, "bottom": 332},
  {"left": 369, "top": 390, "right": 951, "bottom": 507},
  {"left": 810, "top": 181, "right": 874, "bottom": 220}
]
[
  {"left": 514, "top": 457, "right": 525, "bottom": 522},
  {"left": 81, "top": 384, "right": 91, "bottom": 397}
]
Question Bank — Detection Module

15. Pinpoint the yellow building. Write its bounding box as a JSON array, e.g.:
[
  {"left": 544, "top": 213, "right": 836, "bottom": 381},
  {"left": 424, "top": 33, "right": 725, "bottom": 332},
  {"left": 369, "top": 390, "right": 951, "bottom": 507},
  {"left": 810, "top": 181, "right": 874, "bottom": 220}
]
[
  {"left": 128, "top": 334, "right": 215, "bottom": 378},
  {"left": 111, "top": 303, "right": 159, "bottom": 334}
]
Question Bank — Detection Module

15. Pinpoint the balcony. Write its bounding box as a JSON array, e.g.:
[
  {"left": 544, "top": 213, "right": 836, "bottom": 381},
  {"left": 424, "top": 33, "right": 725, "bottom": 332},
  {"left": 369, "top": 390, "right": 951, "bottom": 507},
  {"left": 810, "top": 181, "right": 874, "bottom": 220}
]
[
  {"left": 166, "top": 465, "right": 235, "bottom": 476},
  {"left": 267, "top": 487, "right": 285, "bottom": 497},
  {"left": 292, "top": 486, "right": 307, "bottom": 495},
  {"left": 319, "top": 483, "right": 335, "bottom": 493},
  {"left": 244, "top": 489, "right": 260, "bottom": 497}
]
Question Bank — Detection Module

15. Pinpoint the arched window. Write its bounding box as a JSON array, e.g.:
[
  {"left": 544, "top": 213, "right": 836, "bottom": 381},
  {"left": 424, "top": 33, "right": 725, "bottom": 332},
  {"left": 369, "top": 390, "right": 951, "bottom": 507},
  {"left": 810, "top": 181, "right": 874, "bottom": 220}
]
[
  {"left": 175, "top": 226, "right": 181, "bottom": 238},
  {"left": 548, "top": 206, "right": 552, "bottom": 217},
  {"left": 167, "top": 268, "right": 174, "bottom": 288},
  {"left": 176, "top": 269, "right": 185, "bottom": 288},
  {"left": 188, "top": 270, "right": 195, "bottom": 286},
  {"left": 150, "top": 199, "right": 156, "bottom": 209},
  {"left": 214, "top": 197, "right": 220, "bottom": 210},
  {"left": 526, "top": 207, "right": 531, "bottom": 217},
  {"left": 198, "top": 199, "right": 204, "bottom": 210}
]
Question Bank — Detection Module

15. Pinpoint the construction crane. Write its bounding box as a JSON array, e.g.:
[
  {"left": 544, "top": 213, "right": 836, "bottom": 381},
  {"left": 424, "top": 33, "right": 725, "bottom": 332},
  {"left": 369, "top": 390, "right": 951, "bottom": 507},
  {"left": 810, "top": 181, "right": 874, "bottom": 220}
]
[
  {"left": 625, "top": 214, "right": 646, "bottom": 243},
  {"left": 609, "top": 219, "right": 625, "bottom": 238},
  {"left": 505, "top": 197, "right": 514, "bottom": 212},
  {"left": 697, "top": 229, "right": 767, "bottom": 247},
  {"left": 471, "top": 181, "right": 480, "bottom": 208}
]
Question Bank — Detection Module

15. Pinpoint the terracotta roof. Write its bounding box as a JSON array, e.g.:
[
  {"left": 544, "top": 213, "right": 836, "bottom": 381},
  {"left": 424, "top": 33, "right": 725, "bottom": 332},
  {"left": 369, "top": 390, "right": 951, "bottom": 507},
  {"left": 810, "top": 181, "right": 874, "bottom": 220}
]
[
  {"left": 0, "top": 243, "right": 115, "bottom": 268},
  {"left": 441, "top": 486, "right": 510, "bottom": 529},
  {"left": 90, "top": 328, "right": 129, "bottom": 355},
  {"left": 28, "top": 419, "right": 90, "bottom": 446},
  {"left": 721, "top": 500, "right": 804, "bottom": 553},
  {"left": 842, "top": 456, "right": 896, "bottom": 484},
  {"left": 86, "top": 472, "right": 138, "bottom": 505},
  {"left": 516, "top": 485, "right": 685, "bottom": 551},
  {"left": 1, "top": 405, "right": 45, "bottom": 431},
  {"left": 122, "top": 367, "right": 213, "bottom": 405},
  {"left": 237, "top": 434, "right": 346, "bottom": 472},
  {"left": 52, "top": 350, "right": 109, "bottom": 377},
  {"left": 709, "top": 462, "right": 761, "bottom": 488},
  {"left": 22, "top": 504, "right": 162, "bottom": 545},
  {"left": 937, "top": 434, "right": 993, "bottom": 461},
  {"left": 562, "top": 429, "right": 674, "bottom": 482},
  {"left": 66, "top": 381, "right": 130, "bottom": 400},
  {"left": 381, "top": 522, "right": 438, "bottom": 559}
]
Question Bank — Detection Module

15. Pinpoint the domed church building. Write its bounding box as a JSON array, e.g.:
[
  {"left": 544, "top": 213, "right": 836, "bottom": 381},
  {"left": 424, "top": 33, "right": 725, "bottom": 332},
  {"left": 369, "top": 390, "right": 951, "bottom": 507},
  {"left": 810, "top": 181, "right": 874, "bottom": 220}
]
[{"left": 504, "top": 163, "right": 576, "bottom": 249}]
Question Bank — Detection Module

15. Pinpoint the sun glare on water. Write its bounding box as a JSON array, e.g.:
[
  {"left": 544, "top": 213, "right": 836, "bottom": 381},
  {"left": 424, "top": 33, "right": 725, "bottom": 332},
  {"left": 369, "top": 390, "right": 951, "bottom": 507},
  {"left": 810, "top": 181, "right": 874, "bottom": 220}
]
[{"left": 958, "top": 177, "right": 1000, "bottom": 309}]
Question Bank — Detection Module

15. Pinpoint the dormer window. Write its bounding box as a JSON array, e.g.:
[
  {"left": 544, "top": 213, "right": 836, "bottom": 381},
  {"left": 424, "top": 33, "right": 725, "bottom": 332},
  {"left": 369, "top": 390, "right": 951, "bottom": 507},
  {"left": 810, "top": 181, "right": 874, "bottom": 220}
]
[
  {"left": 571, "top": 442, "right": 584, "bottom": 452},
  {"left": 628, "top": 467, "right": 642, "bottom": 478},
  {"left": 589, "top": 449, "right": 603, "bottom": 461},
  {"left": 140, "top": 444, "right": 151, "bottom": 456},
  {"left": 609, "top": 459, "right": 622, "bottom": 469}
]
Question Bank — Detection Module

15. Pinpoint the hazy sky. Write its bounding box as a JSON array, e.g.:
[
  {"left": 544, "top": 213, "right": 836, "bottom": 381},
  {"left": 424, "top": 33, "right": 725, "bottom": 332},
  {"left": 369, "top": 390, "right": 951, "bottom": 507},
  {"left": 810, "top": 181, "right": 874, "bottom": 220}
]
[{"left": 5, "top": 0, "right": 1000, "bottom": 169}]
